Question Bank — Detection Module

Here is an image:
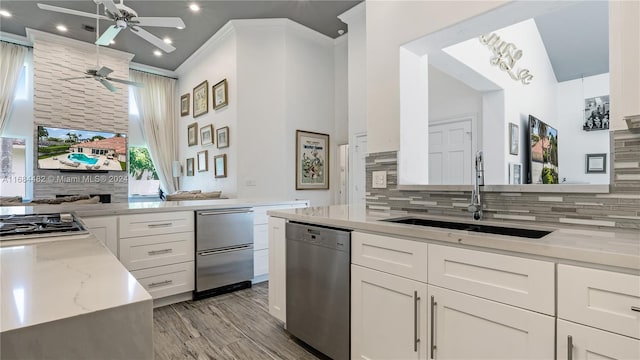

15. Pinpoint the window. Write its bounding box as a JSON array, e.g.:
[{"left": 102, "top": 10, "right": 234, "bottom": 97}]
[
  {"left": 128, "top": 146, "right": 160, "bottom": 196},
  {"left": 0, "top": 137, "right": 27, "bottom": 198}
]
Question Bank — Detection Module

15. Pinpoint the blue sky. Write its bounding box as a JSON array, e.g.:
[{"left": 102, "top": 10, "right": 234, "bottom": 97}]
[{"left": 40, "top": 126, "right": 125, "bottom": 140}]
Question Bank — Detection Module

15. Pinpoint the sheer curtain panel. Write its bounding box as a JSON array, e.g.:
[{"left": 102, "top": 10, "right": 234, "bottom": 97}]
[
  {"left": 0, "top": 42, "right": 28, "bottom": 136},
  {"left": 130, "top": 70, "right": 178, "bottom": 194}
]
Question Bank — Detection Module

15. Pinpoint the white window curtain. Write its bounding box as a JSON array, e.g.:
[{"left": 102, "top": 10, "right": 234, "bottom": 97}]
[
  {"left": 130, "top": 70, "right": 178, "bottom": 194},
  {"left": 0, "top": 42, "right": 28, "bottom": 136}
]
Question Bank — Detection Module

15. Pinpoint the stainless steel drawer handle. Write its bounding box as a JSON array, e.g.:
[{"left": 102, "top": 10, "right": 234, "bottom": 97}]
[
  {"left": 430, "top": 296, "right": 437, "bottom": 359},
  {"left": 631, "top": 306, "right": 640, "bottom": 312},
  {"left": 148, "top": 223, "right": 172, "bottom": 228},
  {"left": 567, "top": 335, "right": 573, "bottom": 360},
  {"left": 199, "top": 244, "right": 252, "bottom": 256},
  {"left": 148, "top": 248, "right": 173, "bottom": 256},
  {"left": 414, "top": 291, "right": 420, "bottom": 352},
  {"left": 198, "top": 209, "right": 253, "bottom": 216},
  {"left": 148, "top": 279, "right": 172, "bottom": 288}
]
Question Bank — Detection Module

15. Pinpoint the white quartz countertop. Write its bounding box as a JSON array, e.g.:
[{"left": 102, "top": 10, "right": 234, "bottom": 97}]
[
  {"left": 0, "top": 198, "right": 309, "bottom": 217},
  {"left": 268, "top": 205, "right": 640, "bottom": 271},
  {"left": 0, "top": 235, "right": 151, "bottom": 333}
]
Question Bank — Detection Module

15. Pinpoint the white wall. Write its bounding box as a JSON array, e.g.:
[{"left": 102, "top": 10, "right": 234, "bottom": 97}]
[
  {"left": 428, "top": 66, "right": 483, "bottom": 123},
  {"left": 557, "top": 73, "right": 610, "bottom": 184},
  {"left": 333, "top": 35, "right": 348, "bottom": 204}
]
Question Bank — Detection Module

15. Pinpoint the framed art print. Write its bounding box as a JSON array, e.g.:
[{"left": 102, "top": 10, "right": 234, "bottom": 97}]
[
  {"left": 197, "top": 150, "right": 208, "bottom": 172},
  {"left": 586, "top": 153, "right": 607, "bottom": 174},
  {"left": 186, "top": 158, "right": 194, "bottom": 176},
  {"left": 216, "top": 126, "right": 229, "bottom": 148},
  {"left": 213, "top": 79, "right": 228, "bottom": 110},
  {"left": 214, "top": 154, "right": 227, "bottom": 178},
  {"left": 180, "top": 93, "right": 190, "bottom": 116},
  {"left": 200, "top": 124, "right": 213, "bottom": 146},
  {"left": 296, "top": 130, "right": 329, "bottom": 190},
  {"left": 509, "top": 122, "right": 519, "bottom": 155},
  {"left": 187, "top": 122, "right": 198, "bottom": 146},
  {"left": 193, "top": 80, "right": 209, "bottom": 118}
]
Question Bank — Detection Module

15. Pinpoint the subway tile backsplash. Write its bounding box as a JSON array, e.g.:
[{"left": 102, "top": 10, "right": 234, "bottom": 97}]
[{"left": 366, "top": 130, "right": 640, "bottom": 230}]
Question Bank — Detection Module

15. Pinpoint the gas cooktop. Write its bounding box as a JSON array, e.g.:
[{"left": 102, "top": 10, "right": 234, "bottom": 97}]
[{"left": 0, "top": 213, "right": 87, "bottom": 238}]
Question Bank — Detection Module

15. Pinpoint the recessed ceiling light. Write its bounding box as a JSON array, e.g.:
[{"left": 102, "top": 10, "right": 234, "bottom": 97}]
[
  {"left": 153, "top": 50, "right": 162, "bottom": 57},
  {"left": 110, "top": 40, "right": 115, "bottom": 45},
  {"left": 0, "top": 9, "right": 12, "bottom": 17},
  {"left": 163, "top": 37, "right": 172, "bottom": 45},
  {"left": 56, "top": 25, "right": 68, "bottom": 32},
  {"left": 176, "top": 26, "right": 185, "bottom": 30},
  {"left": 189, "top": 3, "right": 200, "bottom": 12}
]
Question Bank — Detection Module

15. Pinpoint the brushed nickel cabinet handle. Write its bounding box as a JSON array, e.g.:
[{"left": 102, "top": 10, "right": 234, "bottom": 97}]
[
  {"left": 149, "top": 279, "right": 172, "bottom": 288},
  {"left": 147, "top": 223, "right": 172, "bottom": 228},
  {"left": 567, "top": 335, "right": 573, "bottom": 360},
  {"left": 430, "top": 296, "right": 437, "bottom": 359},
  {"left": 414, "top": 291, "right": 421, "bottom": 352},
  {"left": 631, "top": 306, "right": 640, "bottom": 312},
  {"left": 148, "top": 248, "right": 173, "bottom": 256}
]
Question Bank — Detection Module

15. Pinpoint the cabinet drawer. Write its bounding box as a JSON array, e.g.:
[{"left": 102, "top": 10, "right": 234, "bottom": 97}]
[
  {"left": 254, "top": 249, "right": 269, "bottom": 277},
  {"left": 254, "top": 224, "right": 268, "bottom": 250},
  {"left": 131, "top": 261, "right": 195, "bottom": 299},
  {"left": 352, "top": 232, "right": 428, "bottom": 282},
  {"left": 119, "top": 211, "right": 193, "bottom": 238},
  {"left": 428, "top": 244, "right": 554, "bottom": 315},
  {"left": 120, "top": 232, "right": 194, "bottom": 271},
  {"left": 558, "top": 265, "right": 640, "bottom": 339},
  {"left": 557, "top": 319, "right": 640, "bottom": 360}
]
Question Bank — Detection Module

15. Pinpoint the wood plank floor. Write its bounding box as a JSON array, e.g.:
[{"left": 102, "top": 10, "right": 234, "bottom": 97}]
[{"left": 153, "top": 282, "right": 323, "bottom": 360}]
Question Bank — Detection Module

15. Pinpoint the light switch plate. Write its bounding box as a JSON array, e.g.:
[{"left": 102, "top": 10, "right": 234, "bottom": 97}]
[{"left": 372, "top": 171, "right": 387, "bottom": 189}]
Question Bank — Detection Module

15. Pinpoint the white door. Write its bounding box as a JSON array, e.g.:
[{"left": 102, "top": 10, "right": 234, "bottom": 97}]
[
  {"left": 428, "top": 285, "right": 554, "bottom": 360},
  {"left": 350, "top": 133, "right": 367, "bottom": 205},
  {"left": 267, "top": 217, "right": 286, "bottom": 323},
  {"left": 428, "top": 119, "right": 472, "bottom": 184},
  {"left": 557, "top": 319, "right": 640, "bottom": 360},
  {"left": 351, "top": 264, "right": 428, "bottom": 360}
]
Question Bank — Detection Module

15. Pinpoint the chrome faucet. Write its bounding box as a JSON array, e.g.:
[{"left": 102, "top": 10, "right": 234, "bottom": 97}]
[{"left": 468, "top": 151, "right": 484, "bottom": 220}]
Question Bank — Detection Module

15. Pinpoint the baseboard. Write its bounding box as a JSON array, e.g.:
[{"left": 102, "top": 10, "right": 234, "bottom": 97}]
[
  {"left": 152, "top": 292, "right": 192, "bottom": 308},
  {"left": 252, "top": 274, "right": 269, "bottom": 284}
]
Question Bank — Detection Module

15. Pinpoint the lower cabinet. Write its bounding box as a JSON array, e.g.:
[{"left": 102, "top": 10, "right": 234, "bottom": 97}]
[
  {"left": 351, "top": 264, "right": 428, "bottom": 360},
  {"left": 557, "top": 319, "right": 640, "bottom": 360},
  {"left": 268, "top": 217, "right": 287, "bottom": 323},
  {"left": 82, "top": 215, "right": 118, "bottom": 255},
  {"left": 131, "top": 262, "right": 195, "bottom": 299},
  {"left": 428, "top": 285, "right": 555, "bottom": 360}
]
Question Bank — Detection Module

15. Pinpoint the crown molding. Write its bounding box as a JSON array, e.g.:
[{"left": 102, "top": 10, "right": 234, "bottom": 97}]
[
  {"left": 130, "top": 62, "right": 178, "bottom": 79},
  {"left": 26, "top": 28, "right": 135, "bottom": 62},
  {"left": 338, "top": 2, "right": 365, "bottom": 25},
  {"left": 0, "top": 31, "right": 31, "bottom": 47}
]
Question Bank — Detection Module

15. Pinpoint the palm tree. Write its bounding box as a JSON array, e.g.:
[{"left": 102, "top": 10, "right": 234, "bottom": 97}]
[{"left": 38, "top": 127, "right": 49, "bottom": 142}]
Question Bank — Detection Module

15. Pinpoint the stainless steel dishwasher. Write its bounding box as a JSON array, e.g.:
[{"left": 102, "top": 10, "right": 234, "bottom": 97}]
[
  {"left": 194, "top": 208, "right": 254, "bottom": 300},
  {"left": 286, "top": 222, "right": 351, "bottom": 360}
]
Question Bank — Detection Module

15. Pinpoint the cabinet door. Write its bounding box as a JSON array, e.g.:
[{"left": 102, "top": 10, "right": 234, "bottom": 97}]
[
  {"left": 268, "top": 217, "right": 287, "bottom": 322},
  {"left": 428, "top": 285, "right": 554, "bottom": 360},
  {"left": 82, "top": 216, "right": 118, "bottom": 255},
  {"left": 352, "top": 264, "right": 428, "bottom": 360},
  {"left": 557, "top": 319, "right": 640, "bottom": 360}
]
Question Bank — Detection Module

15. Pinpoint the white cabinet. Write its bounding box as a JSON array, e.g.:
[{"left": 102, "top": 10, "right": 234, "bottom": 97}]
[
  {"left": 268, "top": 217, "right": 287, "bottom": 323},
  {"left": 351, "top": 264, "right": 428, "bottom": 360},
  {"left": 429, "top": 285, "right": 554, "bottom": 360},
  {"left": 82, "top": 216, "right": 118, "bottom": 255},
  {"left": 557, "top": 319, "right": 640, "bottom": 360}
]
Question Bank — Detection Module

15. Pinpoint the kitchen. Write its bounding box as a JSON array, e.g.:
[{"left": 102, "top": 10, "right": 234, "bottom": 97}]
[{"left": 1, "top": 0, "right": 639, "bottom": 359}]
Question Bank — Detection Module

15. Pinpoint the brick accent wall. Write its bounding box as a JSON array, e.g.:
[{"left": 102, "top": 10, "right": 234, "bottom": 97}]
[
  {"left": 30, "top": 31, "right": 133, "bottom": 203},
  {"left": 366, "top": 130, "right": 640, "bottom": 230}
]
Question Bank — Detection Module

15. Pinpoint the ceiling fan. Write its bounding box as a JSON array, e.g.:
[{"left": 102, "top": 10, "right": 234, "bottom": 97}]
[
  {"left": 37, "top": 0, "right": 185, "bottom": 53},
  {"left": 55, "top": 3, "right": 145, "bottom": 92}
]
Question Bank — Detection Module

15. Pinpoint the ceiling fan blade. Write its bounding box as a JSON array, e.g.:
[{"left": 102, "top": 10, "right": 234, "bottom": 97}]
[
  {"left": 106, "top": 77, "right": 145, "bottom": 87},
  {"left": 60, "top": 76, "right": 92, "bottom": 81},
  {"left": 37, "top": 3, "right": 110, "bottom": 20},
  {"left": 132, "top": 17, "right": 186, "bottom": 29},
  {"left": 98, "top": 79, "right": 118, "bottom": 92},
  {"left": 100, "top": 0, "right": 122, "bottom": 17},
  {"left": 96, "top": 66, "right": 114, "bottom": 78},
  {"left": 130, "top": 26, "right": 176, "bottom": 53},
  {"left": 96, "top": 25, "right": 122, "bottom": 46}
]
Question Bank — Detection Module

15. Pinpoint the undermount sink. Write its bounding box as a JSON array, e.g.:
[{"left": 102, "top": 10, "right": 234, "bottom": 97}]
[{"left": 381, "top": 217, "right": 552, "bottom": 239}]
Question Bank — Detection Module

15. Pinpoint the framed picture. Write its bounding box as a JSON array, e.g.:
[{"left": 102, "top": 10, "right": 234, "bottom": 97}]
[
  {"left": 509, "top": 162, "right": 522, "bottom": 184},
  {"left": 186, "top": 158, "right": 194, "bottom": 176},
  {"left": 180, "top": 93, "right": 190, "bottom": 116},
  {"left": 214, "top": 154, "right": 227, "bottom": 178},
  {"left": 200, "top": 124, "right": 213, "bottom": 146},
  {"left": 509, "top": 122, "right": 519, "bottom": 155},
  {"left": 583, "top": 95, "right": 610, "bottom": 131},
  {"left": 187, "top": 122, "right": 198, "bottom": 146},
  {"left": 216, "top": 126, "right": 229, "bottom": 148},
  {"left": 586, "top": 153, "right": 607, "bottom": 174},
  {"left": 296, "top": 130, "right": 329, "bottom": 190},
  {"left": 197, "top": 150, "right": 208, "bottom": 172},
  {"left": 213, "top": 79, "right": 228, "bottom": 110},
  {"left": 193, "top": 80, "right": 209, "bottom": 118}
]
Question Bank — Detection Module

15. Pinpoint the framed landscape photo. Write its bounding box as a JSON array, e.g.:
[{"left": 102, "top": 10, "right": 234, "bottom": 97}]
[
  {"left": 509, "top": 162, "right": 522, "bottom": 184},
  {"left": 509, "top": 122, "right": 519, "bottom": 155},
  {"left": 193, "top": 80, "right": 209, "bottom": 118},
  {"left": 180, "top": 93, "right": 190, "bottom": 116},
  {"left": 200, "top": 124, "right": 213, "bottom": 146},
  {"left": 213, "top": 79, "right": 228, "bottom": 110},
  {"left": 296, "top": 130, "right": 329, "bottom": 190},
  {"left": 216, "top": 126, "right": 229, "bottom": 148},
  {"left": 187, "top": 122, "right": 198, "bottom": 146},
  {"left": 586, "top": 153, "right": 607, "bottom": 174},
  {"left": 197, "top": 150, "right": 208, "bottom": 172},
  {"left": 214, "top": 154, "right": 227, "bottom": 178},
  {"left": 186, "top": 158, "right": 194, "bottom": 176}
]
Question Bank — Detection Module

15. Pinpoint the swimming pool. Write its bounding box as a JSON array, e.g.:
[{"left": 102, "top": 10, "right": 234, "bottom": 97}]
[{"left": 68, "top": 153, "right": 99, "bottom": 165}]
